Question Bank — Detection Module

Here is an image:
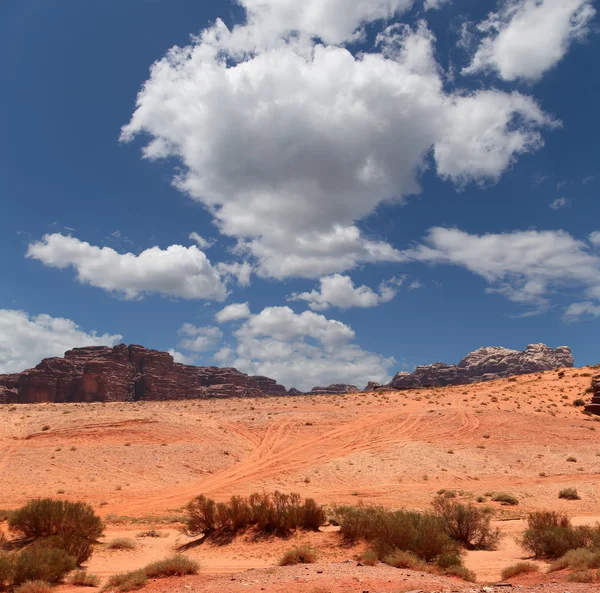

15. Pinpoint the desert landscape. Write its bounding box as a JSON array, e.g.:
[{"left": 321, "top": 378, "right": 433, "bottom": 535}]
[{"left": 1, "top": 350, "right": 599, "bottom": 593}]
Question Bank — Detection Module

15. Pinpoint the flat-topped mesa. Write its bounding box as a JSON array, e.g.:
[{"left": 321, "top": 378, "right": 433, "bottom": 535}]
[
  {"left": 387, "top": 343, "right": 574, "bottom": 390},
  {"left": 584, "top": 374, "right": 600, "bottom": 416},
  {"left": 0, "top": 344, "right": 290, "bottom": 404},
  {"left": 308, "top": 384, "right": 360, "bottom": 395}
]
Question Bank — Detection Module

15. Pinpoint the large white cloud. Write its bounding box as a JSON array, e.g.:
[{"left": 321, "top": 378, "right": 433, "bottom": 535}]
[
  {"left": 463, "top": 0, "right": 596, "bottom": 81},
  {"left": 0, "top": 310, "right": 122, "bottom": 374},
  {"left": 27, "top": 233, "right": 228, "bottom": 301},
  {"left": 402, "top": 227, "right": 600, "bottom": 314},
  {"left": 216, "top": 303, "right": 252, "bottom": 323},
  {"left": 178, "top": 324, "right": 223, "bottom": 352},
  {"left": 121, "top": 16, "right": 555, "bottom": 279},
  {"left": 211, "top": 306, "right": 394, "bottom": 390},
  {"left": 289, "top": 273, "right": 401, "bottom": 310}
]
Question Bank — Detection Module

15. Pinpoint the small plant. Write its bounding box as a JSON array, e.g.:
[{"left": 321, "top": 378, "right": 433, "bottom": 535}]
[
  {"left": 500, "top": 562, "right": 539, "bottom": 580},
  {"left": 566, "top": 456, "right": 577, "bottom": 463},
  {"left": 102, "top": 569, "right": 147, "bottom": 592},
  {"left": 14, "top": 581, "right": 53, "bottom": 593},
  {"left": 441, "top": 565, "right": 477, "bottom": 582},
  {"left": 559, "top": 488, "right": 581, "bottom": 501},
  {"left": 107, "top": 537, "right": 137, "bottom": 550},
  {"left": 567, "top": 570, "right": 594, "bottom": 583},
  {"left": 41, "top": 426, "right": 50, "bottom": 432},
  {"left": 359, "top": 550, "right": 378, "bottom": 566},
  {"left": 383, "top": 550, "right": 426, "bottom": 571},
  {"left": 491, "top": 493, "right": 518, "bottom": 506},
  {"left": 144, "top": 555, "right": 199, "bottom": 578},
  {"left": 279, "top": 546, "right": 318, "bottom": 566},
  {"left": 12, "top": 545, "right": 77, "bottom": 585},
  {"left": 548, "top": 548, "right": 600, "bottom": 572},
  {"left": 573, "top": 399, "right": 586, "bottom": 407},
  {"left": 70, "top": 571, "right": 100, "bottom": 587}
]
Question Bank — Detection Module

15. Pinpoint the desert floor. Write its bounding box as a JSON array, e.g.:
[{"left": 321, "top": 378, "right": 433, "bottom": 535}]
[{"left": 0, "top": 365, "right": 598, "bottom": 591}]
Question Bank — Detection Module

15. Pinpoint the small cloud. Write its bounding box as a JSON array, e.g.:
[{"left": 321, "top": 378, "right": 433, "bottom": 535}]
[
  {"left": 168, "top": 349, "right": 197, "bottom": 365},
  {"left": 531, "top": 174, "right": 548, "bottom": 186},
  {"left": 549, "top": 197, "right": 570, "bottom": 210},
  {"left": 189, "top": 232, "right": 214, "bottom": 249},
  {"left": 408, "top": 280, "right": 423, "bottom": 290},
  {"left": 582, "top": 175, "right": 595, "bottom": 185},
  {"left": 216, "top": 303, "right": 252, "bottom": 323},
  {"left": 557, "top": 181, "right": 568, "bottom": 190}
]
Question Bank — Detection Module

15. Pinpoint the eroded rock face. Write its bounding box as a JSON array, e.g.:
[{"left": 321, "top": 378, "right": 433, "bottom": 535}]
[
  {"left": 0, "top": 344, "right": 290, "bottom": 404},
  {"left": 308, "top": 384, "right": 360, "bottom": 395},
  {"left": 388, "top": 344, "right": 573, "bottom": 390},
  {"left": 584, "top": 373, "right": 600, "bottom": 415}
]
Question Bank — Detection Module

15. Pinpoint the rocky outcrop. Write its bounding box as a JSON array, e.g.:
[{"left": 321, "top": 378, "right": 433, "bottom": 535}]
[
  {"left": 308, "top": 384, "right": 360, "bottom": 395},
  {"left": 0, "top": 344, "right": 291, "bottom": 404},
  {"left": 388, "top": 344, "right": 573, "bottom": 390},
  {"left": 584, "top": 374, "right": 600, "bottom": 415}
]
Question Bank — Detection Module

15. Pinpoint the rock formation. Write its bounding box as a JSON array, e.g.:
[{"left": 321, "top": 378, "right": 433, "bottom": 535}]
[
  {"left": 387, "top": 344, "right": 573, "bottom": 390},
  {"left": 584, "top": 374, "right": 600, "bottom": 415},
  {"left": 307, "top": 384, "right": 360, "bottom": 395},
  {"left": 0, "top": 344, "right": 291, "bottom": 404}
]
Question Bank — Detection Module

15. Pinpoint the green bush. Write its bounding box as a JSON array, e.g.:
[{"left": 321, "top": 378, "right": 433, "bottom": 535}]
[
  {"left": 432, "top": 496, "right": 501, "bottom": 550},
  {"left": 520, "top": 512, "right": 600, "bottom": 559},
  {"left": 491, "top": 493, "right": 518, "bottom": 506},
  {"left": 0, "top": 552, "right": 14, "bottom": 588},
  {"left": 359, "top": 550, "right": 378, "bottom": 566},
  {"left": 12, "top": 545, "right": 76, "bottom": 586},
  {"left": 70, "top": 570, "right": 100, "bottom": 587},
  {"left": 279, "top": 546, "right": 318, "bottom": 566},
  {"left": 441, "top": 566, "right": 477, "bottom": 582},
  {"left": 383, "top": 550, "right": 426, "bottom": 570},
  {"left": 9, "top": 499, "right": 102, "bottom": 565},
  {"left": 102, "top": 569, "right": 147, "bottom": 592},
  {"left": 144, "top": 555, "right": 199, "bottom": 577},
  {"left": 14, "top": 581, "right": 53, "bottom": 593},
  {"left": 186, "top": 492, "right": 326, "bottom": 537},
  {"left": 335, "top": 505, "right": 455, "bottom": 562},
  {"left": 548, "top": 548, "right": 600, "bottom": 572},
  {"left": 436, "top": 551, "right": 463, "bottom": 569},
  {"left": 558, "top": 488, "right": 581, "bottom": 500},
  {"left": 500, "top": 562, "right": 539, "bottom": 580}
]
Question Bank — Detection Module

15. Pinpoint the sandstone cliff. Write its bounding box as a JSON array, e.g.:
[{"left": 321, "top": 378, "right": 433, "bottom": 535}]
[
  {"left": 388, "top": 344, "right": 574, "bottom": 390},
  {"left": 0, "top": 344, "right": 290, "bottom": 404}
]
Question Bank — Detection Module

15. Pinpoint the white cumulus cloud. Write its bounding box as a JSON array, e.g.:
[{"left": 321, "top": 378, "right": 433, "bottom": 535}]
[
  {"left": 0, "top": 310, "right": 122, "bottom": 374},
  {"left": 121, "top": 16, "right": 555, "bottom": 279},
  {"left": 463, "top": 0, "right": 596, "bottom": 81},
  {"left": 214, "top": 306, "right": 394, "bottom": 390},
  {"left": 27, "top": 233, "right": 228, "bottom": 301},
  {"left": 289, "top": 274, "right": 402, "bottom": 310},
  {"left": 402, "top": 227, "right": 600, "bottom": 315},
  {"left": 189, "top": 232, "right": 214, "bottom": 249},
  {"left": 216, "top": 303, "right": 252, "bottom": 323},
  {"left": 177, "top": 324, "right": 223, "bottom": 353},
  {"left": 168, "top": 349, "right": 197, "bottom": 365}
]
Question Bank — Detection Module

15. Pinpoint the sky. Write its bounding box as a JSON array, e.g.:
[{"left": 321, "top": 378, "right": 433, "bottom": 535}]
[{"left": 0, "top": 0, "right": 599, "bottom": 391}]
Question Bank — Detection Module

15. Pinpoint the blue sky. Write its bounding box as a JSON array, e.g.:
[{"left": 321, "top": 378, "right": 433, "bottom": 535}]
[{"left": 1, "top": 0, "right": 598, "bottom": 391}]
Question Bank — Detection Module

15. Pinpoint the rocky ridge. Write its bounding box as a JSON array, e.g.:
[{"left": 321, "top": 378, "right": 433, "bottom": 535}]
[
  {"left": 0, "top": 344, "right": 291, "bottom": 404},
  {"left": 584, "top": 373, "right": 600, "bottom": 415},
  {"left": 388, "top": 344, "right": 574, "bottom": 390},
  {"left": 307, "top": 384, "right": 360, "bottom": 395}
]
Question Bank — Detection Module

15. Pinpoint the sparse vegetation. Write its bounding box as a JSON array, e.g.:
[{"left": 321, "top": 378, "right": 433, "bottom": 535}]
[
  {"left": 383, "top": 550, "right": 426, "bottom": 571},
  {"left": 441, "top": 565, "right": 477, "bottom": 582},
  {"left": 559, "top": 488, "right": 581, "bottom": 501},
  {"left": 70, "top": 570, "right": 101, "bottom": 587},
  {"left": 548, "top": 548, "right": 600, "bottom": 572},
  {"left": 359, "top": 550, "right": 378, "bottom": 566},
  {"left": 573, "top": 399, "right": 586, "bottom": 407},
  {"left": 279, "top": 546, "right": 318, "bottom": 566},
  {"left": 14, "top": 581, "right": 53, "bottom": 593},
  {"left": 102, "top": 569, "right": 147, "bottom": 592},
  {"left": 107, "top": 537, "right": 137, "bottom": 550},
  {"left": 432, "top": 496, "right": 501, "bottom": 550},
  {"left": 491, "top": 493, "right": 518, "bottom": 506},
  {"left": 12, "top": 545, "right": 77, "bottom": 586},
  {"left": 186, "top": 492, "right": 326, "bottom": 537},
  {"left": 567, "top": 570, "right": 594, "bottom": 583},
  {"left": 144, "top": 555, "right": 199, "bottom": 577},
  {"left": 500, "top": 562, "right": 539, "bottom": 580},
  {"left": 521, "top": 512, "right": 600, "bottom": 559}
]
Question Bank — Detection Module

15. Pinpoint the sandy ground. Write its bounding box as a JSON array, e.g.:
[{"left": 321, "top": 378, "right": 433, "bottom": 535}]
[{"left": 1, "top": 365, "right": 599, "bottom": 591}]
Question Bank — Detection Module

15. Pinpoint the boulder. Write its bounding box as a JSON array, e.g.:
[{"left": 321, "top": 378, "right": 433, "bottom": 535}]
[
  {"left": 1, "top": 344, "right": 289, "bottom": 404},
  {"left": 387, "top": 344, "right": 573, "bottom": 391},
  {"left": 584, "top": 373, "right": 600, "bottom": 415}
]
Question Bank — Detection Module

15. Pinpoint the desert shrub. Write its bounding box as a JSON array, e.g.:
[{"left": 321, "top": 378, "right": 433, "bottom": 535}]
[
  {"left": 383, "top": 550, "right": 426, "bottom": 571},
  {"left": 500, "top": 562, "right": 539, "bottom": 580},
  {"left": 441, "top": 566, "right": 477, "bottom": 582},
  {"left": 436, "top": 551, "right": 463, "bottom": 569},
  {"left": 573, "top": 399, "right": 586, "bottom": 407},
  {"left": 144, "top": 555, "right": 199, "bottom": 577},
  {"left": 14, "top": 581, "right": 53, "bottom": 593},
  {"left": 359, "top": 550, "right": 378, "bottom": 566},
  {"left": 12, "top": 545, "right": 76, "bottom": 585},
  {"left": 567, "top": 570, "right": 594, "bottom": 583},
  {"left": 107, "top": 538, "right": 137, "bottom": 550},
  {"left": 0, "top": 552, "right": 14, "bottom": 588},
  {"left": 279, "top": 546, "right": 318, "bottom": 566},
  {"left": 9, "top": 499, "right": 102, "bottom": 565},
  {"left": 432, "top": 496, "right": 501, "bottom": 550},
  {"left": 521, "top": 512, "right": 600, "bottom": 558},
  {"left": 70, "top": 570, "right": 100, "bottom": 587},
  {"left": 559, "top": 488, "right": 581, "bottom": 501},
  {"left": 335, "top": 505, "right": 454, "bottom": 562},
  {"left": 491, "top": 493, "right": 518, "bottom": 506},
  {"left": 186, "top": 492, "right": 326, "bottom": 537},
  {"left": 102, "top": 569, "right": 147, "bottom": 592},
  {"left": 548, "top": 548, "right": 600, "bottom": 572}
]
